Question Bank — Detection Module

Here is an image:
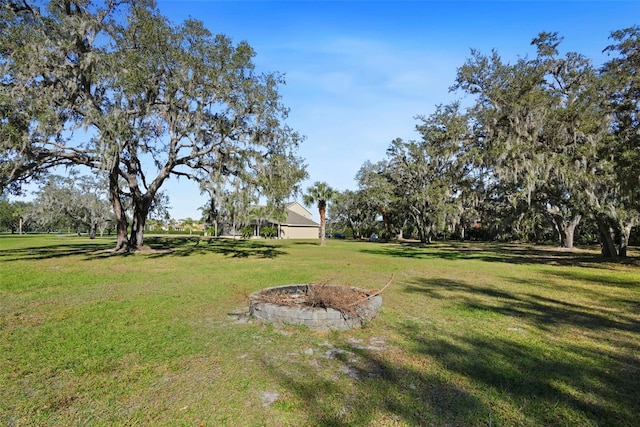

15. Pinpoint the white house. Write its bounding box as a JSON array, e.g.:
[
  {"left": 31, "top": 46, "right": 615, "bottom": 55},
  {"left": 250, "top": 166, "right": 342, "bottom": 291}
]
[{"left": 241, "top": 201, "right": 319, "bottom": 239}]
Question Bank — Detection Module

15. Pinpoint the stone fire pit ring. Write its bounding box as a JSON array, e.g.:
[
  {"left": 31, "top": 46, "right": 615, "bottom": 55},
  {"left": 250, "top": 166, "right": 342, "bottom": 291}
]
[{"left": 249, "top": 284, "right": 382, "bottom": 331}]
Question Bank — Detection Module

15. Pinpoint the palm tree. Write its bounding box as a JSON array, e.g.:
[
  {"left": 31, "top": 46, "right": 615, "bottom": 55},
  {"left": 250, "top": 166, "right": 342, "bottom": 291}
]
[{"left": 303, "top": 181, "right": 335, "bottom": 246}]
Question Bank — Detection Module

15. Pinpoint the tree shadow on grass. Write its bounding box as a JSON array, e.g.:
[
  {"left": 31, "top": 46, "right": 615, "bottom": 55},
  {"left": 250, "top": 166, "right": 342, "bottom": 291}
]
[
  {"left": 0, "top": 237, "right": 287, "bottom": 261},
  {"left": 548, "top": 269, "right": 640, "bottom": 289},
  {"left": 405, "top": 277, "right": 518, "bottom": 301},
  {"left": 0, "top": 241, "right": 115, "bottom": 262},
  {"left": 292, "top": 241, "right": 322, "bottom": 246},
  {"left": 387, "top": 276, "right": 639, "bottom": 424},
  {"left": 265, "top": 340, "right": 489, "bottom": 426},
  {"left": 360, "top": 241, "right": 637, "bottom": 268},
  {"left": 406, "top": 277, "right": 640, "bottom": 334},
  {"left": 265, "top": 274, "right": 639, "bottom": 426},
  {"left": 396, "top": 322, "right": 640, "bottom": 426},
  {"left": 142, "top": 237, "right": 287, "bottom": 259}
]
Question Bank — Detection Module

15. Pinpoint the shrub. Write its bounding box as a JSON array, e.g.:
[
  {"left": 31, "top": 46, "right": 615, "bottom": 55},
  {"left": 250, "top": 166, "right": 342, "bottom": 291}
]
[
  {"left": 240, "top": 225, "right": 254, "bottom": 239},
  {"left": 261, "top": 225, "right": 277, "bottom": 238}
]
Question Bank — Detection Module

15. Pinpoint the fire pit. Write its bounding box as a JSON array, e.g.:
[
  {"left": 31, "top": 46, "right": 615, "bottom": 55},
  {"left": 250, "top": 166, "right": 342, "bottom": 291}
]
[{"left": 249, "top": 284, "right": 383, "bottom": 331}]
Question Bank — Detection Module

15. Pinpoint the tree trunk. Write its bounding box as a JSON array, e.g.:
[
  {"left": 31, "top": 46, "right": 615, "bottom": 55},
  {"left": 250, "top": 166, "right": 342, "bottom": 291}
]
[
  {"left": 380, "top": 207, "right": 390, "bottom": 240},
  {"left": 129, "top": 198, "right": 151, "bottom": 250},
  {"left": 127, "top": 167, "right": 170, "bottom": 250},
  {"left": 415, "top": 221, "right": 426, "bottom": 243},
  {"left": 89, "top": 223, "right": 97, "bottom": 239},
  {"left": 416, "top": 222, "right": 433, "bottom": 244},
  {"left": 560, "top": 215, "right": 580, "bottom": 249},
  {"left": 319, "top": 206, "right": 327, "bottom": 246},
  {"left": 548, "top": 209, "right": 581, "bottom": 249},
  {"left": 619, "top": 229, "right": 629, "bottom": 258},
  {"left": 563, "top": 221, "right": 574, "bottom": 248},
  {"left": 131, "top": 220, "right": 145, "bottom": 248},
  {"left": 596, "top": 215, "right": 618, "bottom": 258},
  {"left": 109, "top": 167, "right": 129, "bottom": 252},
  {"left": 348, "top": 222, "right": 358, "bottom": 240},
  {"left": 458, "top": 222, "right": 466, "bottom": 241},
  {"left": 618, "top": 220, "right": 635, "bottom": 258},
  {"left": 418, "top": 214, "right": 433, "bottom": 244}
]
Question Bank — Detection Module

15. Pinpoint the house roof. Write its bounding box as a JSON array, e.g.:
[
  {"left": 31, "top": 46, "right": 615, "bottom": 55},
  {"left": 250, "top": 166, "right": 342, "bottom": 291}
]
[
  {"left": 283, "top": 209, "right": 319, "bottom": 227},
  {"left": 248, "top": 203, "right": 319, "bottom": 227}
]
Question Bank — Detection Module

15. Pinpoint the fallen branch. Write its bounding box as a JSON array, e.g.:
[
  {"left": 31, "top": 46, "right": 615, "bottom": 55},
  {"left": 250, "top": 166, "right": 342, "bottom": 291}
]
[{"left": 345, "top": 273, "right": 394, "bottom": 308}]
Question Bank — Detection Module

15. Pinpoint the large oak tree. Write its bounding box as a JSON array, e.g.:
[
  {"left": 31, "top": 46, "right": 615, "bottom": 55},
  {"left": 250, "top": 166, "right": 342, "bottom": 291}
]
[
  {"left": 453, "top": 34, "right": 610, "bottom": 250},
  {"left": 1, "top": 0, "right": 305, "bottom": 251}
]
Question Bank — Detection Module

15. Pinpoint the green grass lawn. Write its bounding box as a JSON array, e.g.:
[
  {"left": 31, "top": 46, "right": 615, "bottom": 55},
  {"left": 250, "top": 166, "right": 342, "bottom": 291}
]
[{"left": 1, "top": 234, "right": 639, "bottom": 426}]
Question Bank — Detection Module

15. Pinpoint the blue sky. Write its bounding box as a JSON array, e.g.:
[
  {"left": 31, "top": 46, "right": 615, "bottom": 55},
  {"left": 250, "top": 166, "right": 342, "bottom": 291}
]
[{"left": 154, "top": 0, "right": 639, "bottom": 220}]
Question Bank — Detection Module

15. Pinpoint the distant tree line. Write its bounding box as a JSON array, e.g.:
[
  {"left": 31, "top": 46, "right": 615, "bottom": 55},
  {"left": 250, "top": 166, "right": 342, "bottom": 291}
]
[
  {"left": 0, "top": 169, "right": 171, "bottom": 237},
  {"left": 329, "top": 30, "right": 640, "bottom": 257}
]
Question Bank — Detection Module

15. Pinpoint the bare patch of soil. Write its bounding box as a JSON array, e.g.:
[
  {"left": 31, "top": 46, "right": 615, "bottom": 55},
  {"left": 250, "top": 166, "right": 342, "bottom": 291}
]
[{"left": 131, "top": 245, "right": 171, "bottom": 254}]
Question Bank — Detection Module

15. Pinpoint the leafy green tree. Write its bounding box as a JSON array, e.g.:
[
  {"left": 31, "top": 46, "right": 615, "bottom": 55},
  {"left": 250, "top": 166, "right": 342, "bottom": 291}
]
[
  {"left": 1, "top": 0, "right": 304, "bottom": 251},
  {"left": 329, "top": 189, "right": 378, "bottom": 240},
  {"left": 254, "top": 151, "right": 308, "bottom": 224},
  {"left": 30, "top": 171, "right": 113, "bottom": 238},
  {"left": 249, "top": 205, "right": 270, "bottom": 238},
  {"left": 0, "top": 196, "right": 13, "bottom": 232},
  {"left": 0, "top": 196, "right": 32, "bottom": 233},
  {"left": 199, "top": 165, "right": 227, "bottom": 238},
  {"left": 181, "top": 218, "right": 196, "bottom": 235},
  {"left": 219, "top": 177, "right": 256, "bottom": 238},
  {"left": 240, "top": 225, "right": 254, "bottom": 239},
  {"left": 384, "top": 138, "right": 439, "bottom": 243},
  {"left": 376, "top": 103, "right": 472, "bottom": 244},
  {"left": 453, "top": 34, "right": 610, "bottom": 249},
  {"left": 414, "top": 102, "right": 476, "bottom": 241},
  {"left": 200, "top": 147, "right": 306, "bottom": 239},
  {"left": 453, "top": 48, "right": 553, "bottom": 241},
  {"left": 604, "top": 26, "right": 640, "bottom": 199},
  {"left": 530, "top": 32, "right": 607, "bottom": 249},
  {"left": 356, "top": 160, "right": 400, "bottom": 239},
  {"left": 303, "top": 181, "right": 335, "bottom": 246},
  {"left": 27, "top": 179, "right": 72, "bottom": 233},
  {"left": 599, "top": 26, "right": 640, "bottom": 257},
  {"left": 260, "top": 225, "right": 277, "bottom": 238}
]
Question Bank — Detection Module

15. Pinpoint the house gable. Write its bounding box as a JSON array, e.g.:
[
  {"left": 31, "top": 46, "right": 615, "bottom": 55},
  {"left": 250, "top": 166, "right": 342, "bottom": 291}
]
[
  {"left": 283, "top": 209, "right": 319, "bottom": 227},
  {"left": 285, "top": 201, "right": 313, "bottom": 220}
]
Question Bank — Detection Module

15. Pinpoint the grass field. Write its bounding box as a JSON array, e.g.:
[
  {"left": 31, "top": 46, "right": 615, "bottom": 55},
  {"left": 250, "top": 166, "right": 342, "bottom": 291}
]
[{"left": 1, "top": 234, "right": 639, "bottom": 426}]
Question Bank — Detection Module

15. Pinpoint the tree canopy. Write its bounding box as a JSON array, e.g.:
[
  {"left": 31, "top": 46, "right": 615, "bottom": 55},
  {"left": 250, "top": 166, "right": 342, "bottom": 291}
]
[
  {"left": 3, "top": 2, "right": 638, "bottom": 257},
  {"left": 344, "top": 27, "right": 640, "bottom": 256},
  {"left": 1, "top": 0, "right": 305, "bottom": 250}
]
